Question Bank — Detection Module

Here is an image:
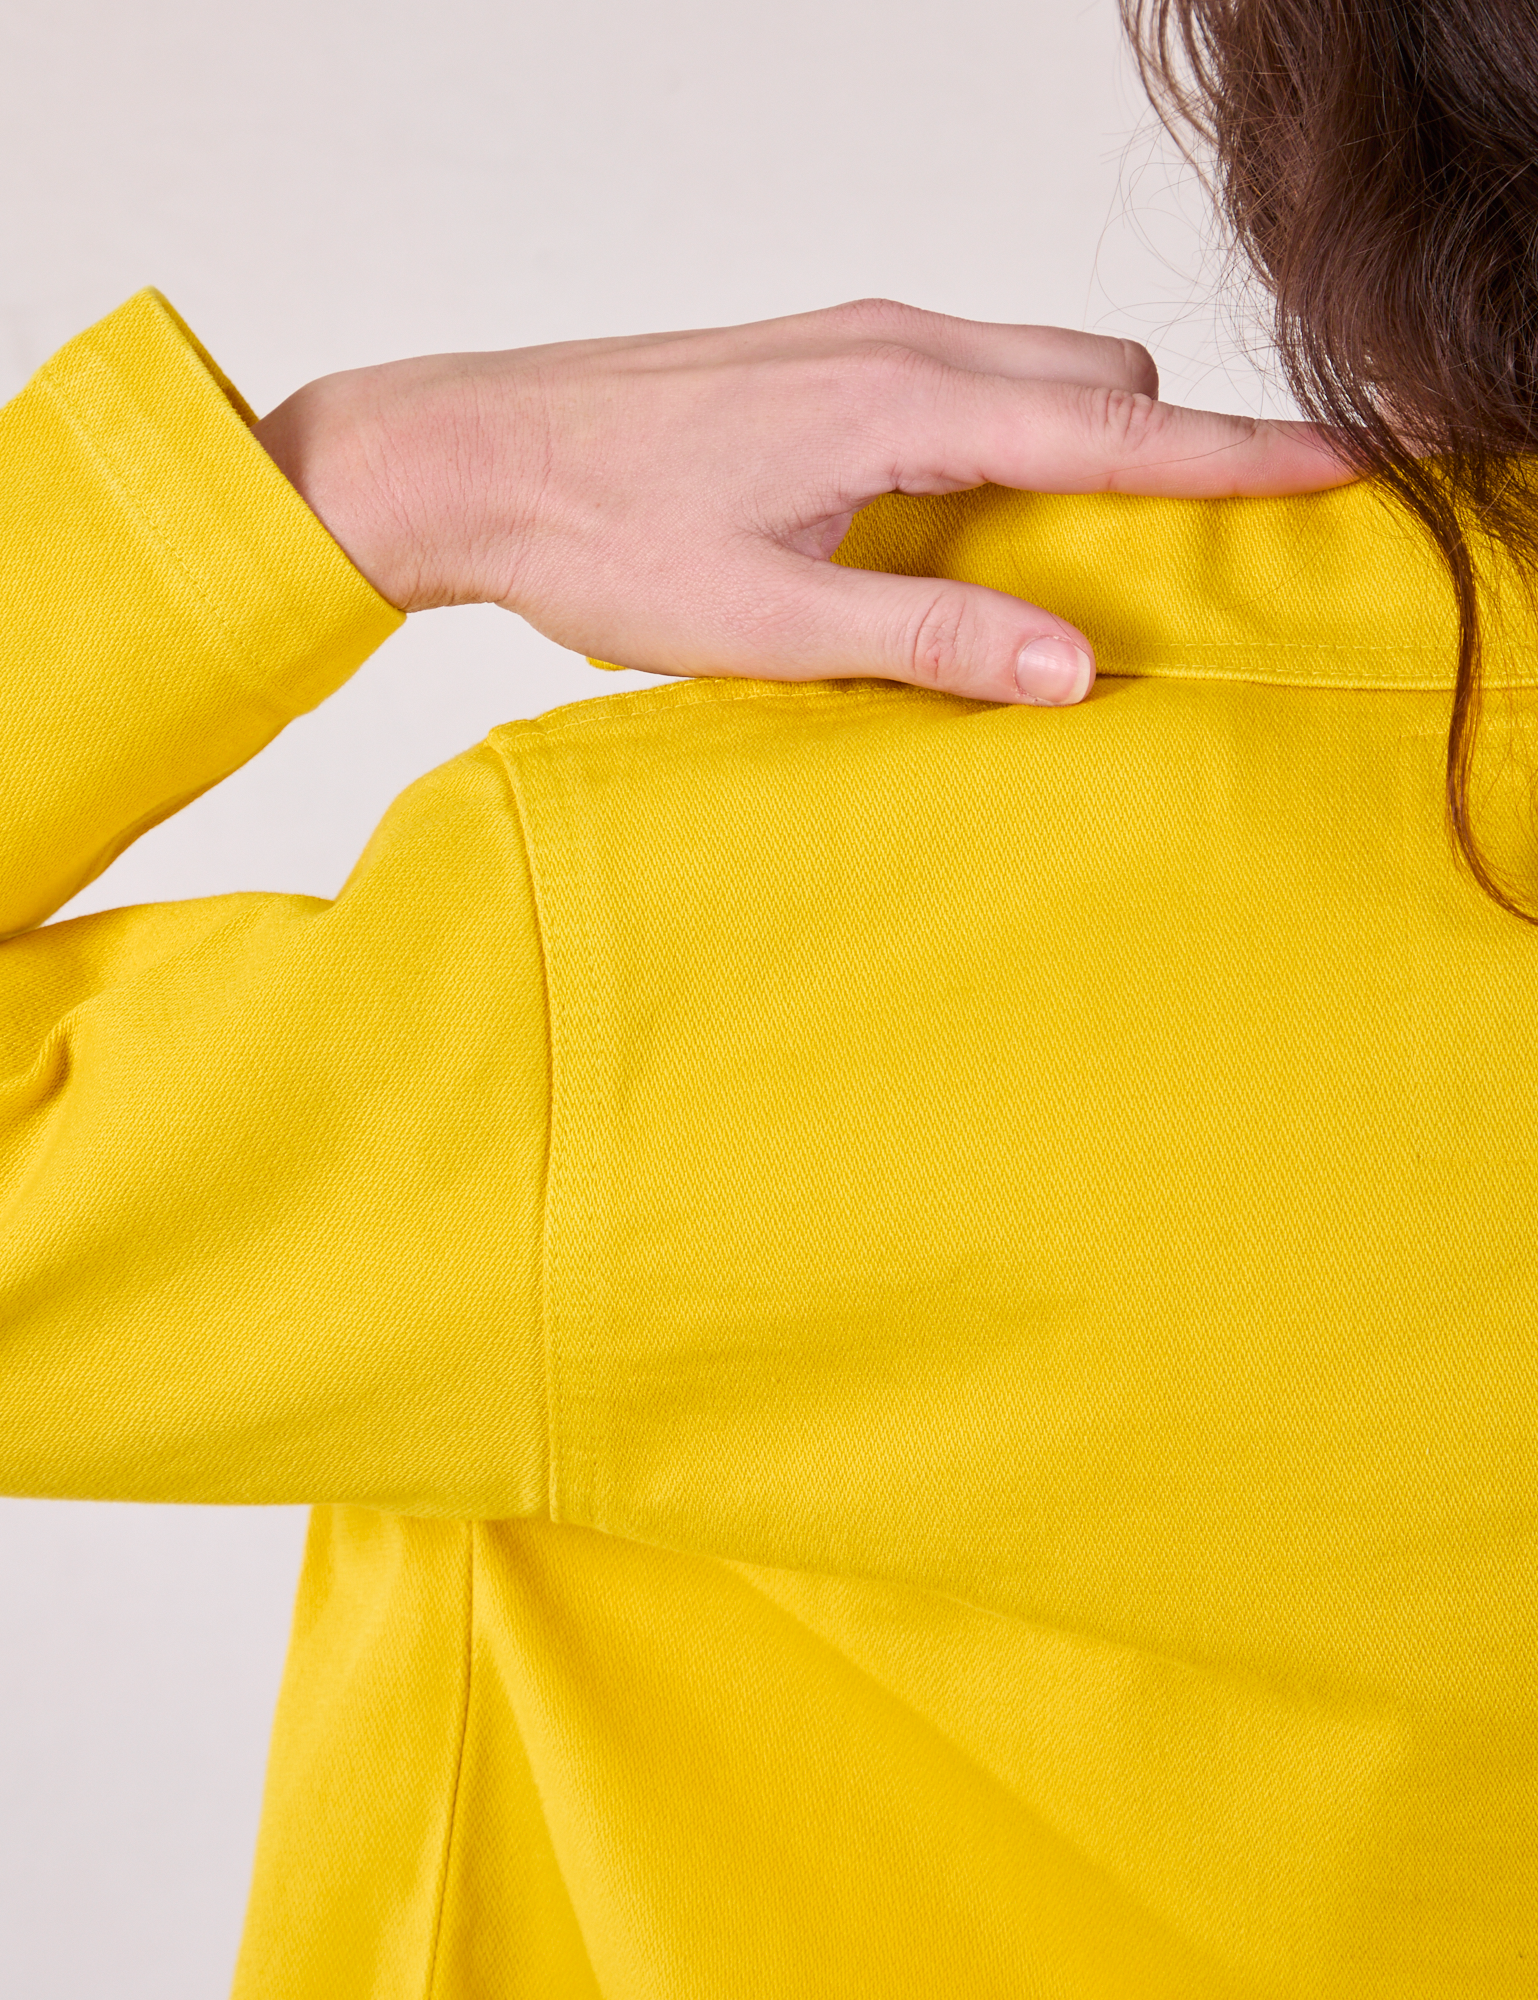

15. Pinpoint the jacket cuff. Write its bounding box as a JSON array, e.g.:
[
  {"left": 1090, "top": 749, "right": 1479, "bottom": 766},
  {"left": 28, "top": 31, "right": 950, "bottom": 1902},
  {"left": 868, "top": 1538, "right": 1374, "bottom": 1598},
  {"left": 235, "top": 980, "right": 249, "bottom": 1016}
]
[{"left": 36, "top": 287, "right": 403, "bottom": 717}]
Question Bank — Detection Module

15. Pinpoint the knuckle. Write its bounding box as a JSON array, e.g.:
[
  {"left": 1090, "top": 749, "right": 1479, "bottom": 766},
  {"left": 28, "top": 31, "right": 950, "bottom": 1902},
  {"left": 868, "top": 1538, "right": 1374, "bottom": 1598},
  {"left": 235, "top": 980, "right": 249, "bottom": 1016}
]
[
  {"left": 905, "top": 587, "right": 977, "bottom": 688},
  {"left": 1118, "top": 339, "right": 1159, "bottom": 397},
  {"left": 825, "top": 296, "right": 917, "bottom": 338},
  {"left": 1089, "top": 384, "right": 1169, "bottom": 457},
  {"left": 823, "top": 338, "right": 940, "bottom": 420},
  {"left": 814, "top": 301, "right": 949, "bottom": 410},
  {"left": 857, "top": 338, "right": 936, "bottom": 388}
]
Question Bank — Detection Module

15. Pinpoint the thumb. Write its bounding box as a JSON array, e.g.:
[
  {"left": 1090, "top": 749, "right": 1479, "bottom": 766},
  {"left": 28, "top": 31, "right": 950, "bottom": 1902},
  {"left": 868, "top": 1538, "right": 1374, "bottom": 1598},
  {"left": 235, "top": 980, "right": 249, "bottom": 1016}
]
[
  {"left": 584, "top": 550, "right": 1095, "bottom": 705},
  {"left": 745, "top": 554, "right": 1096, "bottom": 706}
]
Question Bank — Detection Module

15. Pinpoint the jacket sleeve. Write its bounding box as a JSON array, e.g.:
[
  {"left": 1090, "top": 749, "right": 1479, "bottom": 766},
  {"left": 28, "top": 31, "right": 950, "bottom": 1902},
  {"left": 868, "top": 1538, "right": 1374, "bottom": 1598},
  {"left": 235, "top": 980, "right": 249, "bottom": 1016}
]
[{"left": 0, "top": 294, "right": 549, "bottom": 1515}]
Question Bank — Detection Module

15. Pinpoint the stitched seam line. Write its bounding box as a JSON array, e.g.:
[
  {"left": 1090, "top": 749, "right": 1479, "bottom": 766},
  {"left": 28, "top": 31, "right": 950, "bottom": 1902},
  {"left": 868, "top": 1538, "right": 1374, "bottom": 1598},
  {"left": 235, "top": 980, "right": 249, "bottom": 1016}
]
[
  {"left": 422, "top": 1525, "right": 475, "bottom": 2000},
  {"left": 500, "top": 669, "right": 1498, "bottom": 758},
  {"left": 490, "top": 740, "right": 562, "bottom": 1525},
  {"left": 35, "top": 374, "right": 302, "bottom": 719}
]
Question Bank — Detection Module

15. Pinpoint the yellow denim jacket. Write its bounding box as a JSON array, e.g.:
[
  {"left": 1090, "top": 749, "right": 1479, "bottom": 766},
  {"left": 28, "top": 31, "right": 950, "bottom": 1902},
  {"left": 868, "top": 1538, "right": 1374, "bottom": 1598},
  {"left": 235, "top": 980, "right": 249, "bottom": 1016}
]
[{"left": 2, "top": 291, "right": 1534, "bottom": 1998}]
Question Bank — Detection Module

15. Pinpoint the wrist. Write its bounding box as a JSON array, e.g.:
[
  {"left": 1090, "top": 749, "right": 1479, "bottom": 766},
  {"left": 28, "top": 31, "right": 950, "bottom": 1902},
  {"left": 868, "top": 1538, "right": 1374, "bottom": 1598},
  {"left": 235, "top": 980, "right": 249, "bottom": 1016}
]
[{"left": 252, "top": 364, "right": 440, "bottom": 613}]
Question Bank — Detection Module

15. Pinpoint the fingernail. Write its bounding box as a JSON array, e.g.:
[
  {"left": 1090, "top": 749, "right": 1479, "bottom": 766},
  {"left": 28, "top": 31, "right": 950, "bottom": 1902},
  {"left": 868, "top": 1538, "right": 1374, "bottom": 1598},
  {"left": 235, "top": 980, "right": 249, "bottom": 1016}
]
[{"left": 1016, "top": 637, "right": 1093, "bottom": 706}]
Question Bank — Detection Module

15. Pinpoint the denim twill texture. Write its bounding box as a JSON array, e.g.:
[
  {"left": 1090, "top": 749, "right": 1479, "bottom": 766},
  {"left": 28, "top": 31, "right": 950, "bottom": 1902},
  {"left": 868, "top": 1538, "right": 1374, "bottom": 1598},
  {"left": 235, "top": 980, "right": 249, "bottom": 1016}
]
[{"left": 2, "top": 293, "right": 1534, "bottom": 1998}]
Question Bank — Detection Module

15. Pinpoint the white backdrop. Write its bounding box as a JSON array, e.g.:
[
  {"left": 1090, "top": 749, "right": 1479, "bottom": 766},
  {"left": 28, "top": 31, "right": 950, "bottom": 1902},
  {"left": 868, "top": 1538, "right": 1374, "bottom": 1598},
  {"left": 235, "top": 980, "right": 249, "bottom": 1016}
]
[{"left": 0, "top": 2, "right": 1287, "bottom": 1993}]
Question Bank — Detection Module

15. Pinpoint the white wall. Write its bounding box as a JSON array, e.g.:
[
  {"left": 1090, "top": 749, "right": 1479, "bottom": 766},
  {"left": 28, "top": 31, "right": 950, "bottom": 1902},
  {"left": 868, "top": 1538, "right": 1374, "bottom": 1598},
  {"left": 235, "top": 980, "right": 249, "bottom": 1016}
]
[{"left": 0, "top": 2, "right": 1287, "bottom": 1993}]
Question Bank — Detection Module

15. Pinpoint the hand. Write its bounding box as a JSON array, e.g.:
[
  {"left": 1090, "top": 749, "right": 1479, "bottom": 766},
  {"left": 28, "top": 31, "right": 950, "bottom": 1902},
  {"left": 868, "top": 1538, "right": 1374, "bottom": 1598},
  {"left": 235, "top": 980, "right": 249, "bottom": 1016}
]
[{"left": 253, "top": 297, "right": 1352, "bottom": 707}]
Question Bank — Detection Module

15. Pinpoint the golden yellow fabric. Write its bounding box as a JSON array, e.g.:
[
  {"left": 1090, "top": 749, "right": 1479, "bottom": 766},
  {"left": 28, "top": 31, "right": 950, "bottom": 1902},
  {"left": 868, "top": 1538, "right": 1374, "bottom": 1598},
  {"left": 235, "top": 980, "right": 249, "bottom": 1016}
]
[{"left": 2, "top": 295, "right": 1535, "bottom": 1997}]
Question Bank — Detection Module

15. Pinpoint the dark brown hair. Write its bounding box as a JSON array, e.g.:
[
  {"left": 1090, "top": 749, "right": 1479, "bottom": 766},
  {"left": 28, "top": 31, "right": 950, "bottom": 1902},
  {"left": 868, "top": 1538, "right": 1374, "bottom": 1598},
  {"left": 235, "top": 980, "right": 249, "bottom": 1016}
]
[{"left": 1123, "top": 0, "right": 1538, "bottom": 919}]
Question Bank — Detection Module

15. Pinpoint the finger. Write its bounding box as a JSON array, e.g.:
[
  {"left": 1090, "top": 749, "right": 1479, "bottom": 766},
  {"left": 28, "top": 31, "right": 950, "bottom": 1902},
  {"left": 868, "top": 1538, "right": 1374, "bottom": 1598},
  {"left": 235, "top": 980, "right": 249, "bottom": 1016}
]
[
  {"left": 704, "top": 299, "right": 1161, "bottom": 395},
  {"left": 520, "top": 304, "right": 1163, "bottom": 445},
  {"left": 575, "top": 301, "right": 1160, "bottom": 396},
  {"left": 891, "top": 369, "right": 1354, "bottom": 499},
  {"left": 721, "top": 553, "right": 1097, "bottom": 707},
  {"left": 803, "top": 301, "right": 1161, "bottom": 395},
  {"left": 961, "top": 325, "right": 1158, "bottom": 396},
  {"left": 763, "top": 299, "right": 1159, "bottom": 393}
]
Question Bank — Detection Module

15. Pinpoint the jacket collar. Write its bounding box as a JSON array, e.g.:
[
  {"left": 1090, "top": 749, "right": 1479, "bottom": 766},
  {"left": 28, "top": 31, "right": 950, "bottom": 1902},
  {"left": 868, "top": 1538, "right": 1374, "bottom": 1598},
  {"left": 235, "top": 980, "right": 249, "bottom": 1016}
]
[{"left": 838, "top": 480, "right": 1538, "bottom": 691}]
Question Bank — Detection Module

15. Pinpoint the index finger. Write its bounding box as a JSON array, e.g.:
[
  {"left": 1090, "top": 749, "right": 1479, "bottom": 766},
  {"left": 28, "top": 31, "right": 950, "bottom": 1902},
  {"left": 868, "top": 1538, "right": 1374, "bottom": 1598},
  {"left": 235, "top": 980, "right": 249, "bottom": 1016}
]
[{"left": 903, "top": 373, "right": 1356, "bottom": 500}]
